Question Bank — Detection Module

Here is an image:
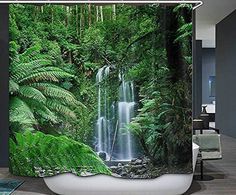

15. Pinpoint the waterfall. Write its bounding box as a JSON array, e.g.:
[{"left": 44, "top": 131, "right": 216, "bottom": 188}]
[
  {"left": 95, "top": 66, "right": 135, "bottom": 161},
  {"left": 96, "top": 66, "right": 111, "bottom": 156}
]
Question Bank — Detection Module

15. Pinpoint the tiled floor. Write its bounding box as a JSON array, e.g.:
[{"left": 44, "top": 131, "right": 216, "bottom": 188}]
[{"left": 0, "top": 134, "right": 236, "bottom": 195}]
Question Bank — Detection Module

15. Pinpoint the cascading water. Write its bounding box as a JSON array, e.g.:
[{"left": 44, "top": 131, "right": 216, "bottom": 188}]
[
  {"left": 95, "top": 66, "right": 136, "bottom": 161},
  {"left": 96, "top": 66, "right": 111, "bottom": 157}
]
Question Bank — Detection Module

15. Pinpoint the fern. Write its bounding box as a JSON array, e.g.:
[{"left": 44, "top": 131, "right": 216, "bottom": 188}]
[
  {"left": 46, "top": 100, "right": 77, "bottom": 119},
  {"left": 32, "top": 83, "right": 78, "bottom": 106},
  {"left": 10, "top": 97, "right": 37, "bottom": 125},
  {"left": 175, "top": 23, "right": 192, "bottom": 43},
  {"left": 9, "top": 131, "right": 111, "bottom": 177},
  {"left": 18, "top": 86, "right": 47, "bottom": 103},
  {"left": 10, "top": 44, "right": 82, "bottom": 131},
  {"left": 9, "top": 79, "right": 19, "bottom": 94}
]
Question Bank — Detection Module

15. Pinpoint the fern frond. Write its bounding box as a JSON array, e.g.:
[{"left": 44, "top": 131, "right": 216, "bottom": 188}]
[
  {"left": 9, "top": 79, "right": 19, "bottom": 94},
  {"left": 18, "top": 86, "right": 47, "bottom": 103},
  {"left": 18, "top": 44, "right": 42, "bottom": 63},
  {"left": 46, "top": 100, "right": 77, "bottom": 119},
  {"left": 9, "top": 97, "right": 37, "bottom": 128},
  {"left": 11, "top": 59, "right": 51, "bottom": 82},
  {"left": 32, "top": 83, "right": 86, "bottom": 108},
  {"left": 18, "top": 69, "right": 74, "bottom": 84},
  {"left": 9, "top": 131, "right": 111, "bottom": 177},
  {"left": 10, "top": 97, "right": 36, "bottom": 121},
  {"left": 32, "top": 83, "right": 77, "bottom": 105},
  {"left": 35, "top": 107, "right": 58, "bottom": 123}
]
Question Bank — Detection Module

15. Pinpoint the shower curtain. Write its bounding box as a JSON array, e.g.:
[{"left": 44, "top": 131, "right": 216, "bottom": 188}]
[{"left": 9, "top": 3, "right": 193, "bottom": 179}]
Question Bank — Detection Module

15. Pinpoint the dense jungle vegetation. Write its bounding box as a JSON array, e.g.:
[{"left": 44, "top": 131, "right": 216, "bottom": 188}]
[{"left": 9, "top": 3, "right": 192, "bottom": 176}]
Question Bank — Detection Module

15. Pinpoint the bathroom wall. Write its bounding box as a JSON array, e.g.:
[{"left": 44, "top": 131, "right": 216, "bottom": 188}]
[
  {"left": 202, "top": 49, "right": 216, "bottom": 104},
  {"left": 193, "top": 39, "right": 203, "bottom": 118},
  {"left": 216, "top": 9, "right": 236, "bottom": 138},
  {"left": 0, "top": 4, "right": 9, "bottom": 167}
]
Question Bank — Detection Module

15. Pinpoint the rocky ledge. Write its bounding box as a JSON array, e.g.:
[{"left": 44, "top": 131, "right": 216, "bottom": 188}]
[
  {"left": 109, "top": 157, "right": 192, "bottom": 179},
  {"left": 110, "top": 157, "right": 164, "bottom": 179}
]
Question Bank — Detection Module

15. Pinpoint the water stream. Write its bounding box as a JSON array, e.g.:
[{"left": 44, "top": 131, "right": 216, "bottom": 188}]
[{"left": 95, "top": 66, "right": 135, "bottom": 161}]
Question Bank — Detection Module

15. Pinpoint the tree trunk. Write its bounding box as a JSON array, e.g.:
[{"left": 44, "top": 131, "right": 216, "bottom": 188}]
[
  {"left": 69, "top": 51, "right": 72, "bottom": 64},
  {"left": 76, "top": 5, "right": 79, "bottom": 36},
  {"left": 112, "top": 5, "right": 116, "bottom": 20},
  {"left": 65, "top": 6, "right": 70, "bottom": 27},
  {"left": 51, "top": 6, "right": 54, "bottom": 24},
  {"left": 41, "top": 6, "right": 44, "bottom": 14},
  {"left": 164, "top": 7, "right": 185, "bottom": 83},
  {"left": 88, "top": 4, "right": 92, "bottom": 26},
  {"left": 100, "top": 6, "right": 103, "bottom": 22},
  {"left": 96, "top": 6, "right": 99, "bottom": 22},
  {"left": 80, "top": 5, "right": 84, "bottom": 39}
]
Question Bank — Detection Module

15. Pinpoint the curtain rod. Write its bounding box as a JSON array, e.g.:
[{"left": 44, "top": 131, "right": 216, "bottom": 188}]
[{"left": 0, "top": 1, "right": 203, "bottom": 10}]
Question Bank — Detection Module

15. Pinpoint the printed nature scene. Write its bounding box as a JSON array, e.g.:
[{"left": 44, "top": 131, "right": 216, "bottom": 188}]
[{"left": 9, "top": 4, "right": 193, "bottom": 179}]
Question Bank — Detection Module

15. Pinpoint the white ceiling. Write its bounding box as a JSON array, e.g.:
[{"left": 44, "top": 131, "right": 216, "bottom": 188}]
[{"left": 196, "top": 0, "right": 236, "bottom": 48}]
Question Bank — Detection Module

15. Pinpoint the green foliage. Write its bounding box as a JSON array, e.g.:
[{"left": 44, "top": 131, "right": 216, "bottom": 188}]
[
  {"left": 127, "top": 5, "right": 192, "bottom": 166},
  {"left": 129, "top": 79, "right": 192, "bottom": 165},
  {"left": 9, "top": 4, "right": 193, "bottom": 172},
  {"left": 9, "top": 42, "right": 81, "bottom": 132},
  {"left": 9, "top": 131, "right": 111, "bottom": 177},
  {"left": 175, "top": 23, "right": 192, "bottom": 43}
]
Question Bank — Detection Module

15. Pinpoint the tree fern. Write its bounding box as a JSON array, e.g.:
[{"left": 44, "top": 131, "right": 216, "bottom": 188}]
[
  {"left": 32, "top": 83, "right": 78, "bottom": 106},
  {"left": 18, "top": 86, "right": 47, "bottom": 103},
  {"left": 46, "top": 100, "right": 77, "bottom": 119},
  {"left": 9, "top": 79, "right": 19, "bottom": 94},
  {"left": 10, "top": 44, "right": 81, "bottom": 132},
  {"left": 10, "top": 97, "right": 37, "bottom": 130},
  {"left": 9, "top": 131, "right": 111, "bottom": 177},
  {"left": 11, "top": 59, "right": 52, "bottom": 81}
]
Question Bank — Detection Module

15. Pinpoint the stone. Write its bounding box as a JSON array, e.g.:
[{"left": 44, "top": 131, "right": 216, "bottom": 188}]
[
  {"left": 133, "top": 175, "right": 140, "bottom": 179},
  {"left": 121, "top": 171, "right": 128, "bottom": 177},
  {"left": 132, "top": 159, "right": 142, "bottom": 165},
  {"left": 112, "top": 173, "right": 121, "bottom": 177},
  {"left": 98, "top": 152, "right": 107, "bottom": 160},
  {"left": 117, "top": 163, "right": 123, "bottom": 167},
  {"left": 110, "top": 166, "right": 117, "bottom": 171}
]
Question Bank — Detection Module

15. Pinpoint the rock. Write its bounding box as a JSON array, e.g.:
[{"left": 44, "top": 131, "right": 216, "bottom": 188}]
[
  {"left": 142, "top": 157, "right": 150, "bottom": 164},
  {"left": 108, "top": 156, "right": 163, "bottom": 179},
  {"left": 129, "top": 165, "right": 137, "bottom": 173},
  {"left": 117, "top": 163, "right": 123, "bottom": 167},
  {"left": 137, "top": 168, "right": 146, "bottom": 175},
  {"left": 121, "top": 171, "right": 128, "bottom": 177},
  {"left": 116, "top": 168, "right": 122, "bottom": 174},
  {"left": 110, "top": 166, "right": 117, "bottom": 171},
  {"left": 133, "top": 175, "right": 140, "bottom": 179},
  {"left": 142, "top": 163, "right": 147, "bottom": 167},
  {"left": 98, "top": 152, "right": 107, "bottom": 160},
  {"left": 112, "top": 173, "right": 122, "bottom": 177},
  {"left": 132, "top": 159, "right": 142, "bottom": 165},
  {"left": 80, "top": 172, "right": 93, "bottom": 176},
  {"left": 131, "top": 159, "right": 136, "bottom": 163}
]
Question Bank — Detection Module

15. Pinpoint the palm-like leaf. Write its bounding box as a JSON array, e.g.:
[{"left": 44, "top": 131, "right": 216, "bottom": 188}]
[
  {"left": 9, "top": 131, "right": 111, "bottom": 177},
  {"left": 32, "top": 83, "right": 78, "bottom": 106},
  {"left": 46, "top": 100, "right": 77, "bottom": 119},
  {"left": 18, "top": 86, "right": 46, "bottom": 103},
  {"left": 10, "top": 44, "right": 80, "bottom": 131},
  {"left": 9, "top": 79, "right": 19, "bottom": 94},
  {"left": 10, "top": 59, "right": 52, "bottom": 82},
  {"left": 10, "top": 97, "right": 37, "bottom": 129}
]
